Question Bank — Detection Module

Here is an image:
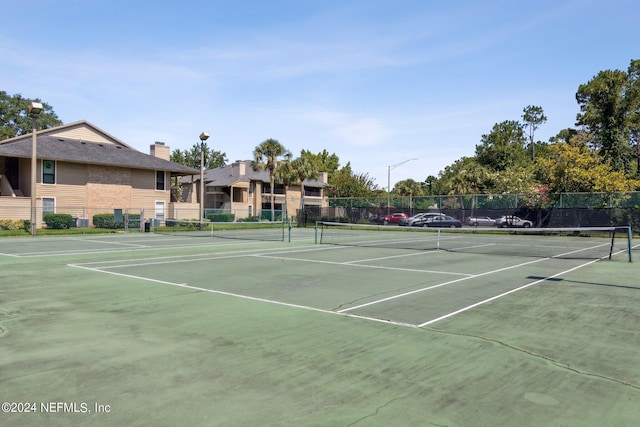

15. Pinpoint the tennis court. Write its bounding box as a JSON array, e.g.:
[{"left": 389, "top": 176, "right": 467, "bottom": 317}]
[{"left": 1, "top": 225, "right": 639, "bottom": 426}]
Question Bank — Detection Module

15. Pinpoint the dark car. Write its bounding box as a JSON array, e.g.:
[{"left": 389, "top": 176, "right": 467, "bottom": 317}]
[
  {"left": 379, "top": 212, "right": 409, "bottom": 225},
  {"left": 412, "top": 215, "right": 462, "bottom": 228},
  {"left": 495, "top": 215, "right": 533, "bottom": 228},
  {"left": 368, "top": 214, "right": 382, "bottom": 224}
]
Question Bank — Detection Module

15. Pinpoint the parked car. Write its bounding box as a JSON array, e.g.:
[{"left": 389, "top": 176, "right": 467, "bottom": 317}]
[
  {"left": 368, "top": 214, "right": 382, "bottom": 224},
  {"left": 495, "top": 215, "right": 533, "bottom": 228},
  {"left": 465, "top": 216, "right": 496, "bottom": 226},
  {"left": 412, "top": 215, "right": 462, "bottom": 228},
  {"left": 399, "top": 212, "right": 445, "bottom": 226},
  {"left": 379, "top": 212, "right": 409, "bottom": 225}
]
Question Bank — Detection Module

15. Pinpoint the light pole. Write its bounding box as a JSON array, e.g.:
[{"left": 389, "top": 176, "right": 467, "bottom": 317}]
[
  {"left": 387, "top": 158, "right": 417, "bottom": 215},
  {"left": 199, "top": 131, "right": 210, "bottom": 223},
  {"left": 28, "top": 102, "right": 43, "bottom": 236}
]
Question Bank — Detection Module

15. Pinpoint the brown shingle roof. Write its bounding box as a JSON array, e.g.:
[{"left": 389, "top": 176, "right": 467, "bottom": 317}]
[{"left": 0, "top": 135, "right": 198, "bottom": 174}]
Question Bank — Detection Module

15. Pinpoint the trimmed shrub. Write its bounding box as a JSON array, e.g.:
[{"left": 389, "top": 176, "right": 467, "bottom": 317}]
[
  {"left": 43, "top": 213, "right": 74, "bottom": 229},
  {"left": 207, "top": 213, "right": 235, "bottom": 222},
  {"left": 237, "top": 216, "right": 260, "bottom": 222},
  {"left": 92, "top": 213, "right": 141, "bottom": 229}
]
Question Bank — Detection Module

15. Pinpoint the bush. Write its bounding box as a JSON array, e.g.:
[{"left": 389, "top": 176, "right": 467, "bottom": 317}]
[
  {"left": 207, "top": 213, "right": 235, "bottom": 222},
  {"left": 165, "top": 219, "right": 205, "bottom": 227},
  {"left": 44, "top": 213, "right": 73, "bottom": 229},
  {"left": 0, "top": 219, "right": 27, "bottom": 231},
  {"left": 92, "top": 213, "right": 141, "bottom": 229},
  {"left": 237, "top": 216, "right": 260, "bottom": 222}
]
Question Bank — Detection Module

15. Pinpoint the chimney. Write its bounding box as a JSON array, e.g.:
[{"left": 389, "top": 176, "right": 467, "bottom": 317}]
[
  {"left": 231, "top": 160, "right": 246, "bottom": 177},
  {"left": 150, "top": 141, "right": 170, "bottom": 161}
]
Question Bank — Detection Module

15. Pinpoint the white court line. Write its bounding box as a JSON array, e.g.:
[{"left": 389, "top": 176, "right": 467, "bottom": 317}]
[
  {"left": 417, "top": 258, "right": 601, "bottom": 327},
  {"left": 74, "top": 245, "right": 344, "bottom": 269},
  {"left": 337, "top": 257, "right": 552, "bottom": 313},
  {"left": 68, "top": 263, "right": 417, "bottom": 329},
  {"left": 66, "top": 238, "right": 633, "bottom": 330},
  {"left": 338, "top": 241, "right": 618, "bottom": 315},
  {"left": 69, "top": 238, "right": 149, "bottom": 248},
  {"left": 254, "top": 254, "right": 473, "bottom": 276},
  {"left": 8, "top": 237, "right": 278, "bottom": 258},
  {"left": 342, "top": 250, "right": 440, "bottom": 264},
  {"left": 0, "top": 252, "right": 20, "bottom": 257}
]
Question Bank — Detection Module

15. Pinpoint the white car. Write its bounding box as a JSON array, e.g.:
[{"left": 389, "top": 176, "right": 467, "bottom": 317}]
[
  {"left": 465, "top": 216, "right": 495, "bottom": 226},
  {"left": 495, "top": 215, "right": 533, "bottom": 228}
]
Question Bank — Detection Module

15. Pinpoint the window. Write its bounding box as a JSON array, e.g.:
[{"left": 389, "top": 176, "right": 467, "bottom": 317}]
[
  {"left": 155, "top": 201, "right": 165, "bottom": 221},
  {"left": 305, "top": 187, "right": 322, "bottom": 197},
  {"left": 262, "top": 183, "right": 285, "bottom": 194},
  {"left": 233, "top": 187, "right": 245, "bottom": 203},
  {"left": 42, "top": 197, "right": 55, "bottom": 215},
  {"left": 42, "top": 160, "right": 56, "bottom": 184},
  {"left": 156, "top": 171, "right": 166, "bottom": 191}
]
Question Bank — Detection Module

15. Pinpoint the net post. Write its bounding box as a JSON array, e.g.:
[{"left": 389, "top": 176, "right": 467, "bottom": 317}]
[
  {"left": 609, "top": 228, "right": 616, "bottom": 260},
  {"left": 314, "top": 221, "right": 319, "bottom": 244},
  {"left": 287, "top": 220, "right": 291, "bottom": 243},
  {"left": 628, "top": 225, "right": 633, "bottom": 263}
]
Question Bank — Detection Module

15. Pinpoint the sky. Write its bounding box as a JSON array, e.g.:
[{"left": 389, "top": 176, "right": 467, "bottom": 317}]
[{"left": 1, "top": 0, "right": 638, "bottom": 189}]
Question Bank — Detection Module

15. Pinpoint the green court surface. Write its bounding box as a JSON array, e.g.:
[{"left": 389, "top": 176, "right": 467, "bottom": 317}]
[{"left": 0, "top": 228, "right": 638, "bottom": 426}]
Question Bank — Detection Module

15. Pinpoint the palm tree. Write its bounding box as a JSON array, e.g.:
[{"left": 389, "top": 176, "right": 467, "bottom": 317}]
[
  {"left": 274, "top": 152, "right": 296, "bottom": 219},
  {"left": 290, "top": 156, "right": 320, "bottom": 213},
  {"left": 251, "top": 138, "right": 288, "bottom": 221}
]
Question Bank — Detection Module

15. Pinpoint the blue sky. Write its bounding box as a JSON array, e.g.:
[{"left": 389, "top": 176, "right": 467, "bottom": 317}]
[{"left": 1, "top": 0, "right": 638, "bottom": 189}]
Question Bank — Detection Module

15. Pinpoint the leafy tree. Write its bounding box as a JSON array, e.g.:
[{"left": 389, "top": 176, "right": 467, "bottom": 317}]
[
  {"left": 438, "top": 157, "right": 490, "bottom": 195},
  {"left": 170, "top": 143, "right": 227, "bottom": 170},
  {"left": 576, "top": 67, "right": 634, "bottom": 173},
  {"left": 423, "top": 175, "right": 438, "bottom": 195},
  {"left": 299, "top": 149, "right": 340, "bottom": 178},
  {"left": 522, "top": 105, "right": 547, "bottom": 161},
  {"left": 393, "top": 179, "right": 423, "bottom": 196},
  {"left": 0, "top": 91, "right": 63, "bottom": 140},
  {"left": 625, "top": 59, "right": 640, "bottom": 175},
  {"left": 537, "top": 142, "right": 640, "bottom": 195},
  {"left": 475, "top": 120, "right": 528, "bottom": 171},
  {"left": 487, "top": 166, "right": 537, "bottom": 195},
  {"left": 252, "top": 138, "right": 289, "bottom": 221},
  {"left": 549, "top": 128, "right": 579, "bottom": 145},
  {"left": 326, "top": 162, "right": 378, "bottom": 198}
]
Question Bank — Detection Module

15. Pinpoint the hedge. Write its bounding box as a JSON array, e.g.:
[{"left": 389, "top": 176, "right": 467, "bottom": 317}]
[
  {"left": 43, "top": 213, "right": 74, "bottom": 229},
  {"left": 92, "top": 213, "right": 141, "bottom": 229},
  {"left": 207, "top": 213, "right": 235, "bottom": 222}
]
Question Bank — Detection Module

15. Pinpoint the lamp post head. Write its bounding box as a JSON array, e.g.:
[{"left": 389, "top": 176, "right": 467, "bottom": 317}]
[
  {"left": 199, "top": 132, "right": 210, "bottom": 142},
  {"left": 28, "top": 102, "right": 44, "bottom": 116}
]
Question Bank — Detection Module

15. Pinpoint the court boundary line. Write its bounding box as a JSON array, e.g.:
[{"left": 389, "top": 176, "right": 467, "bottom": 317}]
[
  {"left": 2, "top": 237, "right": 285, "bottom": 258},
  {"left": 337, "top": 257, "right": 550, "bottom": 313},
  {"left": 254, "top": 253, "right": 473, "bottom": 276},
  {"left": 72, "top": 245, "right": 349, "bottom": 269},
  {"left": 416, "top": 258, "right": 601, "bottom": 327},
  {"left": 338, "top": 241, "right": 617, "bottom": 315},
  {"left": 68, "top": 263, "right": 418, "bottom": 329},
  {"left": 61, "top": 239, "right": 632, "bottom": 329}
]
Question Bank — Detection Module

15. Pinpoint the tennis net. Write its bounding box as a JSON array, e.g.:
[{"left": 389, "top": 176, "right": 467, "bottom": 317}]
[
  {"left": 154, "top": 220, "right": 291, "bottom": 242},
  {"left": 316, "top": 221, "right": 633, "bottom": 261}
]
